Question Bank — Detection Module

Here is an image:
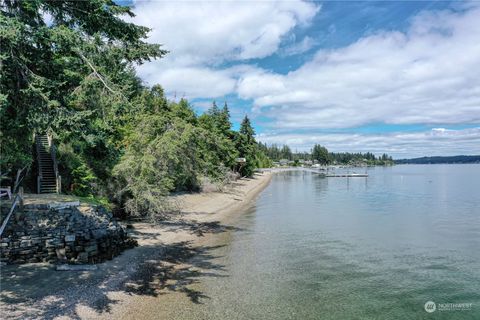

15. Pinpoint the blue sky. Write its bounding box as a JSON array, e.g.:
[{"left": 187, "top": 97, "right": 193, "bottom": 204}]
[{"left": 125, "top": 1, "right": 480, "bottom": 158}]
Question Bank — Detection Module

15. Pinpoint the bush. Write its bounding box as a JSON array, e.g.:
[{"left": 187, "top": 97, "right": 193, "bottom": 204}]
[
  {"left": 113, "top": 115, "right": 203, "bottom": 220},
  {"left": 57, "top": 143, "right": 96, "bottom": 197}
]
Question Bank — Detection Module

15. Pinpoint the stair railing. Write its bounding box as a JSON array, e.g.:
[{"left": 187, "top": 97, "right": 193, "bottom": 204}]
[
  {"left": 0, "top": 189, "right": 23, "bottom": 238},
  {"left": 13, "top": 165, "right": 29, "bottom": 194},
  {"left": 47, "top": 133, "right": 61, "bottom": 194},
  {"left": 34, "top": 133, "right": 43, "bottom": 194}
]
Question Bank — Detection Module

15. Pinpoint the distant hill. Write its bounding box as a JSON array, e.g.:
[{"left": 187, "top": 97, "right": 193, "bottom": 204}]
[{"left": 395, "top": 155, "right": 480, "bottom": 164}]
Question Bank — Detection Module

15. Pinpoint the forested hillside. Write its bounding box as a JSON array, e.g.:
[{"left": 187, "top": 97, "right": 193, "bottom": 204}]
[
  {"left": 0, "top": 0, "right": 269, "bottom": 220},
  {"left": 395, "top": 155, "right": 480, "bottom": 164}
]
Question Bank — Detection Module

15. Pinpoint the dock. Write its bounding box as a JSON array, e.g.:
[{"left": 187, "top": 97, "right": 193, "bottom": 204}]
[
  {"left": 258, "top": 168, "right": 368, "bottom": 177},
  {"left": 325, "top": 173, "right": 368, "bottom": 177}
]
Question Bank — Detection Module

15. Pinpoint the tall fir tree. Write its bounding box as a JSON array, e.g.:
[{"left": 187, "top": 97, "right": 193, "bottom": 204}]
[
  {"left": 239, "top": 115, "right": 255, "bottom": 144},
  {"left": 0, "top": 0, "right": 166, "bottom": 176},
  {"left": 235, "top": 115, "right": 257, "bottom": 176},
  {"left": 218, "top": 102, "right": 232, "bottom": 136}
]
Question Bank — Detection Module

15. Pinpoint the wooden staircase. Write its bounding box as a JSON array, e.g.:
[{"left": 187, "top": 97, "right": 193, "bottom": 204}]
[{"left": 35, "top": 134, "right": 61, "bottom": 194}]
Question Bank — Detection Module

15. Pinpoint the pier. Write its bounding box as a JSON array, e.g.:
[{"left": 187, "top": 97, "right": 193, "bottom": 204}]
[
  {"left": 258, "top": 167, "right": 368, "bottom": 177},
  {"left": 325, "top": 173, "right": 368, "bottom": 177}
]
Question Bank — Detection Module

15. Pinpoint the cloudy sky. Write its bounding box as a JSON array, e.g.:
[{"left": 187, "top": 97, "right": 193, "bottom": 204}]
[{"left": 125, "top": 0, "right": 480, "bottom": 159}]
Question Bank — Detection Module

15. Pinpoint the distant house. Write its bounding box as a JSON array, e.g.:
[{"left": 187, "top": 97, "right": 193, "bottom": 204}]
[{"left": 279, "top": 159, "right": 289, "bottom": 166}]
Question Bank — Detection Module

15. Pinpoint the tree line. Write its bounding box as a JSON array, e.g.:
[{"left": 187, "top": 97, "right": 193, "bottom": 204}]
[
  {"left": 395, "top": 155, "right": 480, "bottom": 164},
  {"left": 258, "top": 143, "right": 394, "bottom": 166},
  {"left": 0, "top": 0, "right": 269, "bottom": 221}
]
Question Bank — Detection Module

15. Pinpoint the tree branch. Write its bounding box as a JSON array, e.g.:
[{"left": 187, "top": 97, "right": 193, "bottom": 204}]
[{"left": 75, "top": 50, "right": 117, "bottom": 94}]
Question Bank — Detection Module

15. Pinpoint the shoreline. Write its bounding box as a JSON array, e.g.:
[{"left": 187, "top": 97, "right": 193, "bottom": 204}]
[{"left": 0, "top": 172, "right": 272, "bottom": 319}]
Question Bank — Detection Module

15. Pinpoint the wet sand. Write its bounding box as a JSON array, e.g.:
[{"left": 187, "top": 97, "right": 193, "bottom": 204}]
[{"left": 0, "top": 172, "right": 272, "bottom": 320}]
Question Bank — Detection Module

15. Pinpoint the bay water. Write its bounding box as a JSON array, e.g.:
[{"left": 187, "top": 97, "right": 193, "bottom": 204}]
[{"left": 170, "top": 164, "right": 480, "bottom": 319}]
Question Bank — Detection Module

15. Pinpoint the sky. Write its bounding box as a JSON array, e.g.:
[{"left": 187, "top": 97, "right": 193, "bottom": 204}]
[{"left": 123, "top": 0, "right": 480, "bottom": 159}]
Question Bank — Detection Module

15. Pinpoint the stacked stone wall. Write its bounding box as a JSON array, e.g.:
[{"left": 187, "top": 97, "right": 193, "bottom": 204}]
[{"left": 0, "top": 202, "right": 135, "bottom": 264}]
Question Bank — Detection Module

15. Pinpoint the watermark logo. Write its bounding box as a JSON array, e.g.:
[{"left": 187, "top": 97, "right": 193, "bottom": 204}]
[
  {"left": 424, "top": 301, "right": 473, "bottom": 313},
  {"left": 425, "top": 301, "right": 436, "bottom": 313}
]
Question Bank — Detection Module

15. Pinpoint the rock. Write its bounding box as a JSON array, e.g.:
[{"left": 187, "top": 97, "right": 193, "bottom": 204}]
[
  {"left": 48, "top": 201, "right": 80, "bottom": 210},
  {"left": 77, "top": 252, "right": 89, "bottom": 263},
  {"left": 56, "top": 248, "right": 67, "bottom": 261},
  {"left": 20, "top": 240, "right": 32, "bottom": 247},
  {"left": 91, "top": 229, "right": 107, "bottom": 239},
  {"left": 1, "top": 201, "right": 130, "bottom": 265},
  {"left": 56, "top": 264, "right": 97, "bottom": 271},
  {"left": 84, "top": 244, "right": 98, "bottom": 253}
]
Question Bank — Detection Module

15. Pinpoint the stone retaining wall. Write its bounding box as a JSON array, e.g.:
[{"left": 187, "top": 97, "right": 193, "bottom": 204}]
[{"left": 0, "top": 202, "right": 135, "bottom": 264}]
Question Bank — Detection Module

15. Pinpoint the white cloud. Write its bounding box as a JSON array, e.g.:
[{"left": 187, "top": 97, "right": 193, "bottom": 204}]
[
  {"left": 129, "top": 0, "right": 319, "bottom": 98},
  {"left": 257, "top": 127, "right": 480, "bottom": 158},
  {"left": 238, "top": 6, "right": 480, "bottom": 128},
  {"left": 129, "top": 2, "right": 480, "bottom": 156},
  {"left": 138, "top": 66, "right": 236, "bottom": 98},
  {"left": 281, "top": 36, "right": 316, "bottom": 56}
]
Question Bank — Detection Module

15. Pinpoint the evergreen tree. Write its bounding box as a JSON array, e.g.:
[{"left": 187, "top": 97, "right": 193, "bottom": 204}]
[
  {"left": 235, "top": 115, "right": 257, "bottom": 176},
  {"left": 239, "top": 115, "right": 255, "bottom": 144},
  {"left": 218, "top": 102, "right": 232, "bottom": 135},
  {"left": 280, "top": 145, "right": 293, "bottom": 160},
  {"left": 312, "top": 144, "right": 330, "bottom": 165},
  {"left": 208, "top": 101, "right": 220, "bottom": 116},
  {"left": 0, "top": 0, "right": 165, "bottom": 177}
]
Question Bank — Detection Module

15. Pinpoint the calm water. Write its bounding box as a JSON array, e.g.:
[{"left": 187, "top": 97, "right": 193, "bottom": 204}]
[{"left": 179, "top": 165, "right": 480, "bottom": 319}]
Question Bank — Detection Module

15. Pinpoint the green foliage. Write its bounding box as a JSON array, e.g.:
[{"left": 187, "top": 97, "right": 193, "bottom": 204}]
[
  {"left": 395, "top": 155, "right": 479, "bottom": 164},
  {"left": 113, "top": 114, "right": 199, "bottom": 220},
  {"left": 259, "top": 143, "right": 296, "bottom": 161},
  {"left": 239, "top": 115, "right": 255, "bottom": 144},
  {"left": 312, "top": 144, "right": 331, "bottom": 165},
  {"left": 198, "top": 101, "right": 232, "bottom": 137},
  {"left": 71, "top": 163, "right": 96, "bottom": 197},
  {"left": 0, "top": 0, "right": 165, "bottom": 180},
  {"left": 56, "top": 143, "right": 95, "bottom": 197},
  {"left": 260, "top": 142, "right": 394, "bottom": 167},
  {"left": 197, "top": 101, "right": 238, "bottom": 176},
  {"left": 235, "top": 116, "right": 258, "bottom": 177},
  {"left": 0, "top": 130, "right": 32, "bottom": 175},
  {"left": 113, "top": 95, "right": 243, "bottom": 220},
  {"left": 77, "top": 195, "right": 113, "bottom": 211},
  {"left": 330, "top": 152, "right": 393, "bottom": 165},
  {"left": 1, "top": 0, "right": 271, "bottom": 221},
  {"left": 254, "top": 150, "right": 273, "bottom": 168}
]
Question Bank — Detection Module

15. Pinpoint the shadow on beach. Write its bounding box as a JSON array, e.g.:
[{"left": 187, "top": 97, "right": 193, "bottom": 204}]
[
  {"left": 160, "top": 219, "right": 245, "bottom": 237},
  {"left": 124, "top": 241, "right": 227, "bottom": 304},
  {"left": 0, "top": 220, "right": 233, "bottom": 319}
]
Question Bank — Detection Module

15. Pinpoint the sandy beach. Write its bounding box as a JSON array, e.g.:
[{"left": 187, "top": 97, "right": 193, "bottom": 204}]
[{"left": 0, "top": 172, "right": 272, "bottom": 320}]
